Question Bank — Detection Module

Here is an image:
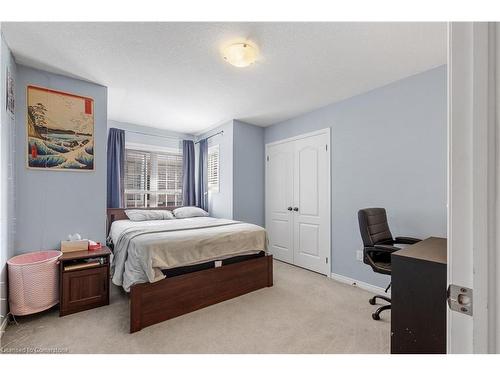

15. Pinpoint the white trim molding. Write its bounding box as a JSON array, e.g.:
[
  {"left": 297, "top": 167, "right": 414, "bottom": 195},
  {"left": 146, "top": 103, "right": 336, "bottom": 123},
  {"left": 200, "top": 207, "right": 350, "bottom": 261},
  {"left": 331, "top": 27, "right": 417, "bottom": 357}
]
[
  {"left": 125, "top": 141, "right": 181, "bottom": 155},
  {"left": 265, "top": 128, "right": 331, "bottom": 148},
  {"left": 330, "top": 272, "right": 391, "bottom": 298},
  {"left": 448, "top": 22, "right": 500, "bottom": 354}
]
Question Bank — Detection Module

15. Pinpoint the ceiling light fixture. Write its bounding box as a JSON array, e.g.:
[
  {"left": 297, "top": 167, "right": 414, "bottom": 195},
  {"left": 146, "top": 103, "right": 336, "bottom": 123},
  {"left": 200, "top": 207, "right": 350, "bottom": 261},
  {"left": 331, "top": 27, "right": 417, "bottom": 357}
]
[{"left": 222, "top": 42, "right": 258, "bottom": 68}]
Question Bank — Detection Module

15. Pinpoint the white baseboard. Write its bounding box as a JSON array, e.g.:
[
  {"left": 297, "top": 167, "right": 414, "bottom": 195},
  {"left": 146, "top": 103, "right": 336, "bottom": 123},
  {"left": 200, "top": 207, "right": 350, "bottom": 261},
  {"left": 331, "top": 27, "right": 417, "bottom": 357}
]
[{"left": 330, "top": 272, "right": 391, "bottom": 297}]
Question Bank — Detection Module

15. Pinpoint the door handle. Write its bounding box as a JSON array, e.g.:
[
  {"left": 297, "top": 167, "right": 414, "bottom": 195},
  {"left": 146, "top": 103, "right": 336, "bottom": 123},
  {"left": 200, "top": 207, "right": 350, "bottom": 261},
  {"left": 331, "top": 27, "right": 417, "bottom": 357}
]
[
  {"left": 287, "top": 207, "right": 293, "bottom": 211},
  {"left": 293, "top": 207, "right": 299, "bottom": 212}
]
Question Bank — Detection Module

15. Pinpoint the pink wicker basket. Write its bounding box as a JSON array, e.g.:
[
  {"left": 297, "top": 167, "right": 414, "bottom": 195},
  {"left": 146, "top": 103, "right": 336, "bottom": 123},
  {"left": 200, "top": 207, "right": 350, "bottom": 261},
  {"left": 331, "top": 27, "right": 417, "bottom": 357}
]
[{"left": 7, "top": 250, "right": 62, "bottom": 316}]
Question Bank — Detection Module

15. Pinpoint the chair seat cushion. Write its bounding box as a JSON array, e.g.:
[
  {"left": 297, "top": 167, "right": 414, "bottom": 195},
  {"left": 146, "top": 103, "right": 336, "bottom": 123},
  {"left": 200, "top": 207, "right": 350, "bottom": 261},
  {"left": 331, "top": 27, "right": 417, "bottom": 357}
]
[{"left": 372, "top": 261, "right": 391, "bottom": 275}]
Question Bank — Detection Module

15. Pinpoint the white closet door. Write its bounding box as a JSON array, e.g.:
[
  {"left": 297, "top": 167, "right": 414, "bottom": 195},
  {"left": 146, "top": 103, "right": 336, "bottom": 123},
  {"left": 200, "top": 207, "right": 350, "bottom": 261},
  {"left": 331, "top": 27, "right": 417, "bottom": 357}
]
[
  {"left": 265, "top": 141, "right": 294, "bottom": 263},
  {"left": 292, "top": 132, "right": 330, "bottom": 275}
]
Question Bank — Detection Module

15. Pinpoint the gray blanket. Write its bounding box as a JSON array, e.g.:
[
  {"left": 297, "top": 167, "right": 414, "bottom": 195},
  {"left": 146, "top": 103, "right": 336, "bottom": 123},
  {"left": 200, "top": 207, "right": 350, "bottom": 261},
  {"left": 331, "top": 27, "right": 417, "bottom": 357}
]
[{"left": 111, "top": 217, "right": 267, "bottom": 291}]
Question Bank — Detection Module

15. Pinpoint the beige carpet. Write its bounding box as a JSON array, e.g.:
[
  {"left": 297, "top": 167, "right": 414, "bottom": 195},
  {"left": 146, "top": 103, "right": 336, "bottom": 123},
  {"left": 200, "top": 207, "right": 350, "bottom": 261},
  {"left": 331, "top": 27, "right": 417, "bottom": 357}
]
[{"left": 1, "top": 261, "right": 390, "bottom": 354}]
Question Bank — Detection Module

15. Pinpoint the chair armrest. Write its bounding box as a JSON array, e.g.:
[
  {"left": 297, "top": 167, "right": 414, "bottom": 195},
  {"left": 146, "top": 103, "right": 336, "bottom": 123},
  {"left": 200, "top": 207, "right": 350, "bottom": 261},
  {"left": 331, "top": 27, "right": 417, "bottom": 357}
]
[
  {"left": 372, "top": 244, "right": 401, "bottom": 253},
  {"left": 365, "top": 245, "right": 399, "bottom": 273},
  {"left": 376, "top": 239, "right": 394, "bottom": 245},
  {"left": 394, "top": 236, "right": 421, "bottom": 245}
]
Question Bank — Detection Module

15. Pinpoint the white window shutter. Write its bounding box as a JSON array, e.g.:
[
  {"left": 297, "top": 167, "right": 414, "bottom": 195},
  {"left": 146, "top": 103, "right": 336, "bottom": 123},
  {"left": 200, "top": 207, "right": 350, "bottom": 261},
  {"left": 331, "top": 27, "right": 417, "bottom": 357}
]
[
  {"left": 124, "top": 148, "right": 183, "bottom": 208},
  {"left": 208, "top": 145, "right": 220, "bottom": 193}
]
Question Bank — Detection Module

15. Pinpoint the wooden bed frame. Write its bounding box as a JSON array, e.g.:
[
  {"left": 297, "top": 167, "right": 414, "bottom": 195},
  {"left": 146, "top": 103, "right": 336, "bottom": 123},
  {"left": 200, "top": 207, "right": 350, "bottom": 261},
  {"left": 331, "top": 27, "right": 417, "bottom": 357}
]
[{"left": 107, "top": 207, "right": 273, "bottom": 333}]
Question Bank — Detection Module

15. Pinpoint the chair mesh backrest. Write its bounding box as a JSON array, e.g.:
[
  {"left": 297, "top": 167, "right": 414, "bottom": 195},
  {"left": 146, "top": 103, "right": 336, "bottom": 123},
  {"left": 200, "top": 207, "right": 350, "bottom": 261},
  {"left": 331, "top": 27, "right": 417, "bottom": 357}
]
[{"left": 358, "top": 208, "right": 393, "bottom": 246}]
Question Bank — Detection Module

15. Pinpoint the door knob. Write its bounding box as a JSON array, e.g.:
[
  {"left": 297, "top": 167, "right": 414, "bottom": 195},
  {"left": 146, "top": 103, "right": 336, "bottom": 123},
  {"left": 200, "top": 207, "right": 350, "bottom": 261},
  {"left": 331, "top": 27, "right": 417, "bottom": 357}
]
[
  {"left": 287, "top": 207, "right": 293, "bottom": 211},
  {"left": 293, "top": 207, "right": 299, "bottom": 212}
]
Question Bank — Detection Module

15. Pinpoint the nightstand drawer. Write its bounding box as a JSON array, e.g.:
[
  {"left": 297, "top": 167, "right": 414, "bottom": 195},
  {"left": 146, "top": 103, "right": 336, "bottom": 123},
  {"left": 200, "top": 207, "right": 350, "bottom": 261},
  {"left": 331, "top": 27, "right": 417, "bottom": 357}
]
[{"left": 60, "top": 266, "right": 108, "bottom": 316}]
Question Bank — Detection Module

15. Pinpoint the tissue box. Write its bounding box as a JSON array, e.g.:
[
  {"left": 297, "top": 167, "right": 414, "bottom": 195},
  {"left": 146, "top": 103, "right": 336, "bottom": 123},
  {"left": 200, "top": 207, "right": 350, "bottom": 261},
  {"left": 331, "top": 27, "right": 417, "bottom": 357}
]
[{"left": 60, "top": 240, "right": 89, "bottom": 253}]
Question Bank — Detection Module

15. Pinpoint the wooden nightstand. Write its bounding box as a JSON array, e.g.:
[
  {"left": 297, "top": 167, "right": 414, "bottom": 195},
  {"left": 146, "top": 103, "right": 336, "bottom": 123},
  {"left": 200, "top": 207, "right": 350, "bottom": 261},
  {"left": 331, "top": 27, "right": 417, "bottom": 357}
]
[{"left": 59, "top": 246, "right": 111, "bottom": 316}]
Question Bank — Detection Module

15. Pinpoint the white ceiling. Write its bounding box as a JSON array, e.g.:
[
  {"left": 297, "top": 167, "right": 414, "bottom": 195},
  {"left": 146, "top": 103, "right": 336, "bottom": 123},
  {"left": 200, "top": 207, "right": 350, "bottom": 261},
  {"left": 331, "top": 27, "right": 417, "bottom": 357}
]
[{"left": 2, "top": 22, "right": 446, "bottom": 134}]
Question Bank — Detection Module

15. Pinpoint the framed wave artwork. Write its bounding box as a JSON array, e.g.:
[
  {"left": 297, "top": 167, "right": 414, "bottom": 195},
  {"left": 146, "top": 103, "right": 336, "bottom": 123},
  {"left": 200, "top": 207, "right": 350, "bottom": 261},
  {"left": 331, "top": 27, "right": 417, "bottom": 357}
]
[{"left": 26, "top": 85, "right": 94, "bottom": 171}]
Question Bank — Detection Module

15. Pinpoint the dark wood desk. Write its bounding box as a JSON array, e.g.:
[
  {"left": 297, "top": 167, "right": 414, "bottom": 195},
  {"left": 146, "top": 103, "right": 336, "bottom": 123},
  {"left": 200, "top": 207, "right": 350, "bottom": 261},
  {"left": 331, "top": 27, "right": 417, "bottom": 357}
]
[{"left": 391, "top": 237, "right": 447, "bottom": 354}]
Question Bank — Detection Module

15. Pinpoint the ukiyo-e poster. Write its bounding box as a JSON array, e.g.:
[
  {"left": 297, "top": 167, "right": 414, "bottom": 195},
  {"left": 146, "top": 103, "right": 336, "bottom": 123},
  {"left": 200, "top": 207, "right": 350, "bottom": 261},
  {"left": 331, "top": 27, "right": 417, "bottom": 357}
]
[{"left": 26, "top": 85, "right": 94, "bottom": 170}]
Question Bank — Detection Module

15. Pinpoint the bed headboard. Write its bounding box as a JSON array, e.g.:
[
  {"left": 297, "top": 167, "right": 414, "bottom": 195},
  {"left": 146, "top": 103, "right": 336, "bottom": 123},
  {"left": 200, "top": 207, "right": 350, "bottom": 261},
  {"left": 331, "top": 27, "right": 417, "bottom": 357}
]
[{"left": 107, "top": 206, "right": 181, "bottom": 235}]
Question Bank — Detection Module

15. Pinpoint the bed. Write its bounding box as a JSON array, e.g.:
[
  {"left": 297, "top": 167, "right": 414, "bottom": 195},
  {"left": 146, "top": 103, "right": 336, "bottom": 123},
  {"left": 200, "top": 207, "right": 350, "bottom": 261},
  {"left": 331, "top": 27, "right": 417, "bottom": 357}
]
[{"left": 107, "top": 207, "right": 273, "bottom": 333}]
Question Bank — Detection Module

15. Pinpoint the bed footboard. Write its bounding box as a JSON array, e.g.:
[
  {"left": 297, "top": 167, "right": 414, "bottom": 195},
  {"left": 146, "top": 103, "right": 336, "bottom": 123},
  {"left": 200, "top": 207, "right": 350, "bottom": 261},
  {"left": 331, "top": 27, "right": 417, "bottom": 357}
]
[{"left": 130, "top": 254, "right": 273, "bottom": 333}]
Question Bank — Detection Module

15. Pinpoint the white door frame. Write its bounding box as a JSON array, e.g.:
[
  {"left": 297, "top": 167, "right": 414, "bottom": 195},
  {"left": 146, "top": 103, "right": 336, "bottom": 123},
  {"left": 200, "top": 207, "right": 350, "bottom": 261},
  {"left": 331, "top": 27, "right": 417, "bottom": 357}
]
[
  {"left": 448, "top": 22, "right": 499, "bottom": 353},
  {"left": 265, "top": 128, "right": 331, "bottom": 276},
  {"left": 265, "top": 128, "right": 331, "bottom": 148}
]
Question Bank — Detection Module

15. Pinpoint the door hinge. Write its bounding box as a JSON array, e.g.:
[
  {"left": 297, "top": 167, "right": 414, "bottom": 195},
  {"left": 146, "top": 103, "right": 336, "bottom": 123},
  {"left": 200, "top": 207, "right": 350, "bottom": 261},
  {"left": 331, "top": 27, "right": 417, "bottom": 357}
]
[{"left": 447, "top": 284, "right": 473, "bottom": 316}]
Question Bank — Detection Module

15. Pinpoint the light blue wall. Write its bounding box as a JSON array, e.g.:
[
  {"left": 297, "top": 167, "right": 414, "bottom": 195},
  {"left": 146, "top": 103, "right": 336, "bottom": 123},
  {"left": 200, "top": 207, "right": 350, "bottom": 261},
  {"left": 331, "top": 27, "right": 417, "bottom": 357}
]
[
  {"left": 15, "top": 65, "right": 108, "bottom": 252},
  {"left": 0, "top": 31, "right": 17, "bottom": 323},
  {"left": 108, "top": 120, "right": 194, "bottom": 150},
  {"left": 197, "top": 121, "right": 234, "bottom": 219},
  {"left": 265, "top": 65, "right": 447, "bottom": 287},
  {"left": 233, "top": 120, "right": 265, "bottom": 226}
]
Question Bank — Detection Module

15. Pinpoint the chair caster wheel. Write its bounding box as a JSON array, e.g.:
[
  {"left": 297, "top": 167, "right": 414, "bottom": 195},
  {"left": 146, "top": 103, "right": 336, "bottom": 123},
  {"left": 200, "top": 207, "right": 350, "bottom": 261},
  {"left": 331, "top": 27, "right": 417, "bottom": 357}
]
[
  {"left": 372, "top": 313, "right": 380, "bottom": 320},
  {"left": 369, "top": 298, "right": 376, "bottom": 305}
]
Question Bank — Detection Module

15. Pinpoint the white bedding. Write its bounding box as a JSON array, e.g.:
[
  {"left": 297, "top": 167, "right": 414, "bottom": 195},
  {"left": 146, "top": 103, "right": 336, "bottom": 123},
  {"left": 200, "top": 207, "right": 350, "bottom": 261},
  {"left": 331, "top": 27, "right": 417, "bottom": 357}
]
[
  {"left": 109, "top": 219, "right": 174, "bottom": 244},
  {"left": 109, "top": 217, "right": 268, "bottom": 291}
]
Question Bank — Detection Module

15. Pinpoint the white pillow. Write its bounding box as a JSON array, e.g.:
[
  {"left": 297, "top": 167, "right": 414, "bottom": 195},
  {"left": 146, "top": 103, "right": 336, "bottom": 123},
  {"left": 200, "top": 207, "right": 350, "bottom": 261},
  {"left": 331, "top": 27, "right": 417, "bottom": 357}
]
[
  {"left": 173, "top": 206, "right": 209, "bottom": 219},
  {"left": 125, "top": 209, "right": 175, "bottom": 221}
]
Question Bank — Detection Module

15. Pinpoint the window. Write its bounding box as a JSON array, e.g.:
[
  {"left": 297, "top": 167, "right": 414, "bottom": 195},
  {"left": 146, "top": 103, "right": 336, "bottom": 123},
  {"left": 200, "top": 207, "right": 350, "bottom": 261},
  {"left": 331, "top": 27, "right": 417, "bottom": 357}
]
[
  {"left": 208, "top": 145, "right": 220, "bottom": 193},
  {"left": 124, "top": 147, "right": 183, "bottom": 208}
]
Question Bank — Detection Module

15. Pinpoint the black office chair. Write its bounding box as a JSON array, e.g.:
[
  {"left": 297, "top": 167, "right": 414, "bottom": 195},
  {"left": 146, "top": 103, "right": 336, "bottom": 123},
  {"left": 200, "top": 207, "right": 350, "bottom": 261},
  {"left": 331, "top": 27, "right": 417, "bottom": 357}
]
[{"left": 357, "top": 208, "right": 421, "bottom": 320}]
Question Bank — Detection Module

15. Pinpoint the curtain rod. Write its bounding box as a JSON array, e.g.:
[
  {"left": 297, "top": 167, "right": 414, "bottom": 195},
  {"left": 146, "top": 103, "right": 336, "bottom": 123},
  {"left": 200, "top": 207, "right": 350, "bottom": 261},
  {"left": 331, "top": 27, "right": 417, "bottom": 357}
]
[
  {"left": 125, "top": 129, "right": 184, "bottom": 141},
  {"left": 123, "top": 129, "right": 223, "bottom": 144},
  {"left": 195, "top": 130, "right": 224, "bottom": 144}
]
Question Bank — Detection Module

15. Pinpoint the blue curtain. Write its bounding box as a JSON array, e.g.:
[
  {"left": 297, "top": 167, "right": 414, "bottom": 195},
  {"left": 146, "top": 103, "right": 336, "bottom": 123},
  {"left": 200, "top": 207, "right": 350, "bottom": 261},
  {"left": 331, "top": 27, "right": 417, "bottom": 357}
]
[
  {"left": 107, "top": 128, "right": 125, "bottom": 208},
  {"left": 182, "top": 140, "right": 196, "bottom": 206},
  {"left": 197, "top": 138, "right": 208, "bottom": 210}
]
